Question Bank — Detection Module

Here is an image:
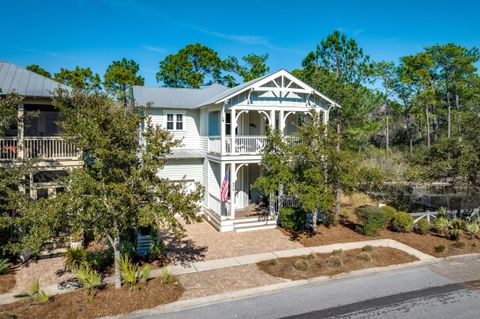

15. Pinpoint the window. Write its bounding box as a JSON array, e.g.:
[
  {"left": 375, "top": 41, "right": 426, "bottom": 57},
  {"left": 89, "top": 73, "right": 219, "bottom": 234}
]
[
  {"left": 225, "top": 113, "right": 231, "bottom": 135},
  {"left": 166, "top": 113, "right": 185, "bottom": 131}
]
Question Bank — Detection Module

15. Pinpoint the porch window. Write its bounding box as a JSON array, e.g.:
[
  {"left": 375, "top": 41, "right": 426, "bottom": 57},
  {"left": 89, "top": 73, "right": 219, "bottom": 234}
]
[
  {"left": 225, "top": 113, "right": 231, "bottom": 135},
  {"left": 165, "top": 112, "right": 185, "bottom": 131}
]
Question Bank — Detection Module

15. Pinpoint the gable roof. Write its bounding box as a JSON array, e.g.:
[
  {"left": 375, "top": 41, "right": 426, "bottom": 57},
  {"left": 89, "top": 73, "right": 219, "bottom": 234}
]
[
  {"left": 133, "top": 83, "right": 228, "bottom": 109},
  {"left": 132, "top": 69, "right": 340, "bottom": 109},
  {"left": 0, "top": 62, "right": 65, "bottom": 97}
]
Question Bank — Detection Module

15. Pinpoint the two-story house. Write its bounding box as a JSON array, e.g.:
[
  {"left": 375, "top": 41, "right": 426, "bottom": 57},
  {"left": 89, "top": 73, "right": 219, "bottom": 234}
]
[
  {"left": 133, "top": 70, "right": 338, "bottom": 232},
  {"left": 0, "top": 62, "right": 81, "bottom": 199}
]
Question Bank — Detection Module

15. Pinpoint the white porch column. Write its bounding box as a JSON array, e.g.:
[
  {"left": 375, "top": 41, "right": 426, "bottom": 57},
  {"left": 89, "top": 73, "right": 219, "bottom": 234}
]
[
  {"left": 220, "top": 161, "right": 225, "bottom": 217},
  {"left": 323, "top": 109, "right": 329, "bottom": 124},
  {"left": 279, "top": 109, "right": 285, "bottom": 135},
  {"left": 231, "top": 108, "right": 236, "bottom": 155},
  {"left": 229, "top": 162, "right": 236, "bottom": 219},
  {"left": 269, "top": 109, "right": 276, "bottom": 129},
  {"left": 220, "top": 105, "right": 226, "bottom": 154},
  {"left": 17, "top": 103, "right": 25, "bottom": 160}
]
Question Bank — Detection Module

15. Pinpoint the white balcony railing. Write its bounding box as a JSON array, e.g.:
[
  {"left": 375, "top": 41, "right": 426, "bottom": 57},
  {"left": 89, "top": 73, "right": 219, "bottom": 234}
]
[
  {"left": 0, "top": 136, "right": 79, "bottom": 160},
  {"left": 209, "top": 136, "right": 268, "bottom": 155},
  {"left": 208, "top": 136, "right": 222, "bottom": 154}
]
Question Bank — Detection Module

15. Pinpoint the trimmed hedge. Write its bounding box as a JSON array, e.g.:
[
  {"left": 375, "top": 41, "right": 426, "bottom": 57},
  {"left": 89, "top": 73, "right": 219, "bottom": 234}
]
[
  {"left": 381, "top": 205, "right": 397, "bottom": 227},
  {"left": 390, "top": 211, "right": 414, "bottom": 232},
  {"left": 279, "top": 207, "right": 307, "bottom": 231},
  {"left": 355, "top": 205, "right": 386, "bottom": 236}
]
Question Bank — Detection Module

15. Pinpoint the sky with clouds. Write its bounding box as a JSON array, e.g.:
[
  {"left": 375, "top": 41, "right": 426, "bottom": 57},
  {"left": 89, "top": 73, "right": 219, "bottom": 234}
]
[{"left": 2, "top": 0, "right": 479, "bottom": 85}]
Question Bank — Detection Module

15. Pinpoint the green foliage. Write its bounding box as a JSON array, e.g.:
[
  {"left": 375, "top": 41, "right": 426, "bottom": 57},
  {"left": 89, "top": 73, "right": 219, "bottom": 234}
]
[
  {"left": 121, "top": 261, "right": 140, "bottom": 290},
  {"left": 104, "top": 58, "right": 144, "bottom": 108},
  {"left": 390, "top": 211, "right": 414, "bottom": 232},
  {"left": 435, "top": 244, "right": 447, "bottom": 253},
  {"left": 161, "top": 267, "right": 174, "bottom": 285},
  {"left": 140, "top": 265, "right": 151, "bottom": 284},
  {"left": 416, "top": 219, "right": 431, "bottom": 235},
  {"left": 434, "top": 217, "right": 449, "bottom": 234},
  {"left": 326, "top": 255, "right": 343, "bottom": 268},
  {"left": 355, "top": 206, "right": 386, "bottom": 236},
  {"left": 26, "top": 64, "right": 51, "bottom": 79},
  {"left": 357, "top": 252, "right": 373, "bottom": 262},
  {"left": 278, "top": 207, "right": 306, "bottom": 232},
  {"left": 269, "top": 259, "right": 280, "bottom": 266},
  {"left": 362, "top": 245, "right": 374, "bottom": 252},
  {"left": 466, "top": 222, "right": 480, "bottom": 237},
  {"left": 64, "top": 247, "right": 88, "bottom": 271},
  {"left": 449, "top": 228, "right": 463, "bottom": 241},
  {"left": 118, "top": 254, "right": 132, "bottom": 275},
  {"left": 293, "top": 259, "right": 310, "bottom": 271},
  {"left": 76, "top": 264, "right": 102, "bottom": 302},
  {"left": 0, "top": 258, "right": 11, "bottom": 274},
  {"left": 448, "top": 219, "right": 464, "bottom": 240},
  {"left": 15, "top": 279, "right": 49, "bottom": 304},
  {"left": 452, "top": 241, "right": 466, "bottom": 249},
  {"left": 54, "top": 66, "right": 101, "bottom": 91},
  {"left": 223, "top": 53, "right": 270, "bottom": 84},
  {"left": 381, "top": 205, "right": 397, "bottom": 226}
]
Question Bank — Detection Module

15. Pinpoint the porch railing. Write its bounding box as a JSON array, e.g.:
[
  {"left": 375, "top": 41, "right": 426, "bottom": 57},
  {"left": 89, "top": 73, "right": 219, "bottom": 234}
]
[
  {"left": 0, "top": 136, "right": 79, "bottom": 160},
  {"left": 208, "top": 192, "right": 225, "bottom": 216},
  {"left": 209, "top": 136, "right": 268, "bottom": 155}
]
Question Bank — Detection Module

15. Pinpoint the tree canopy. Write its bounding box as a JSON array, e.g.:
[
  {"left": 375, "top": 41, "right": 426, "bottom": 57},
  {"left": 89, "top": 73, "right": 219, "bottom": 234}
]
[
  {"left": 104, "top": 58, "right": 145, "bottom": 108},
  {"left": 26, "top": 64, "right": 51, "bottom": 79},
  {"left": 54, "top": 67, "right": 101, "bottom": 91}
]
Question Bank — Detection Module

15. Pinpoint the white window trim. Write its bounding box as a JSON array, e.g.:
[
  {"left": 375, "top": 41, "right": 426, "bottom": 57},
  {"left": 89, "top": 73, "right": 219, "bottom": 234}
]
[{"left": 165, "top": 111, "right": 186, "bottom": 132}]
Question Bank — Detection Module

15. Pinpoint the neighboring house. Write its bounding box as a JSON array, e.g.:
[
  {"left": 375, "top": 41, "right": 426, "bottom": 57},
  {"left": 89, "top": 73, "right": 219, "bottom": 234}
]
[
  {"left": 0, "top": 62, "right": 81, "bottom": 199},
  {"left": 133, "top": 69, "right": 338, "bottom": 232}
]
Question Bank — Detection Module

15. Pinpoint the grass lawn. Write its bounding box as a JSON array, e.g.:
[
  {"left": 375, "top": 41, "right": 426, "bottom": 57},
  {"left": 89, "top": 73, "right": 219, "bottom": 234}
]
[
  {"left": 257, "top": 246, "right": 418, "bottom": 280},
  {"left": 0, "top": 277, "right": 183, "bottom": 319}
]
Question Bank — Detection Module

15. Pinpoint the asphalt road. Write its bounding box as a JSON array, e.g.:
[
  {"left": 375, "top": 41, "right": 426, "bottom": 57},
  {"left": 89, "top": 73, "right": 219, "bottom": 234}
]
[{"left": 131, "top": 257, "right": 480, "bottom": 319}]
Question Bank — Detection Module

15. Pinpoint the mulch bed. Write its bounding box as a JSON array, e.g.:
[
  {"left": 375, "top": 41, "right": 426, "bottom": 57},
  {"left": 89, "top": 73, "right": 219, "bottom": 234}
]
[
  {"left": 0, "top": 273, "right": 15, "bottom": 294},
  {"left": 293, "top": 221, "right": 480, "bottom": 258},
  {"left": 258, "top": 247, "right": 418, "bottom": 280},
  {"left": 0, "top": 277, "right": 184, "bottom": 319}
]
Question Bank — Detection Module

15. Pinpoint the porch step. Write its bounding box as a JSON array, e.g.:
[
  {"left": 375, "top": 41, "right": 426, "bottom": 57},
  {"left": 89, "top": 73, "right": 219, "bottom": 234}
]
[{"left": 233, "top": 219, "right": 277, "bottom": 232}]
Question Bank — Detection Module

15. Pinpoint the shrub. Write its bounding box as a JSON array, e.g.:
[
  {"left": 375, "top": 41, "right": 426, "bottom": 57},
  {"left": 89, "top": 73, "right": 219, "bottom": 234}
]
[
  {"left": 449, "top": 229, "right": 463, "bottom": 240},
  {"left": 433, "top": 217, "right": 449, "bottom": 234},
  {"left": 307, "top": 253, "right": 316, "bottom": 260},
  {"left": 121, "top": 262, "right": 140, "bottom": 290},
  {"left": 416, "top": 219, "right": 431, "bottom": 235},
  {"left": 14, "top": 278, "right": 49, "bottom": 304},
  {"left": 331, "top": 249, "right": 343, "bottom": 256},
  {"left": 118, "top": 254, "right": 132, "bottom": 274},
  {"left": 435, "top": 244, "right": 447, "bottom": 253},
  {"left": 381, "top": 205, "right": 397, "bottom": 226},
  {"left": 339, "top": 208, "right": 352, "bottom": 222},
  {"left": 357, "top": 252, "right": 373, "bottom": 262},
  {"left": 323, "top": 211, "right": 339, "bottom": 228},
  {"left": 355, "top": 206, "right": 386, "bottom": 236},
  {"left": 140, "top": 265, "right": 151, "bottom": 284},
  {"left": 390, "top": 211, "right": 414, "bottom": 232},
  {"left": 279, "top": 207, "right": 306, "bottom": 232},
  {"left": 64, "top": 247, "right": 88, "bottom": 271},
  {"left": 76, "top": 264, "right": 102, "bottom": 302},
  {"left": 269, "top": 259, "right": 280, "bottom": 266},
  {"left": 466, "top": 222, "right": 480, "bottom": 238},
  {"left": 362, "top": 245, "right": 374, "bottom": 252},
  {"left": 293, "top": 259, "right": 310, "bottom": 271},
  {"left": 161, "top": 267, "right": 175, "bottom": 285},
  {"left": 0, "top": 258, "right": 11, "bottom": 275},
  {"left": 87, "top": 251, "right": 110, "bottom": 272},
  {"left": 326, "top": 256, "right": 343, "bottom": 268},
  {"left": 452, "top": 241, "right": 466, "bottom": 249}
]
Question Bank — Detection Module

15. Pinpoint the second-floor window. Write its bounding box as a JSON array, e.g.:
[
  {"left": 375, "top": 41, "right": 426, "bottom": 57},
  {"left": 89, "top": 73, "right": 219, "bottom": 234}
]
[{"left": 166, "top": 113, "right": 184, "bottom": 131}]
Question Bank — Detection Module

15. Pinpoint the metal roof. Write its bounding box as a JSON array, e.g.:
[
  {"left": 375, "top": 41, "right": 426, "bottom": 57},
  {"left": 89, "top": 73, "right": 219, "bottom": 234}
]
[
  {"left": 133, "top": 83, "right": 228, "bottom": 109},
  {"left": 0, "top": 62, "right": 65, "bottom": 97}
]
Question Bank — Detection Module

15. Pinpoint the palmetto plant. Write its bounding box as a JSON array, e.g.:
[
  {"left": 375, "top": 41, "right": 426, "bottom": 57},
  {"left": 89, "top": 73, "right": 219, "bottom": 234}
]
[
  {"left": 14, "top": 278, "right": 49, "bottom": 304},
  {"left": 466, "top": 222, "right": 480, "bottom": 238},
  {"left": 0, "top": 258, "right": 11, "bottom": 275},
  {"left": 76, "top": 263, "right": 102, "bottom": 302},
  {"left": 64, "top": 247, "right": 87, "bottom": 271}
]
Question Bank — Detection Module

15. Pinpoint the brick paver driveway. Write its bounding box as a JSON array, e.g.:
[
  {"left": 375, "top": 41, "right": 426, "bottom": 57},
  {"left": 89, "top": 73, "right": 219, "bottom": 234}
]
[{"left": 163, "top": 219, "right": 302, "bottom": 263}]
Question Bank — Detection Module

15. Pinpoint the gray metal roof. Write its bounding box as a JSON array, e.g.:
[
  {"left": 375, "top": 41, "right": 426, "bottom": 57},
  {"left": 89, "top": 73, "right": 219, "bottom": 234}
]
[
  {"left": 0, "top": 62, "right": 65, "bottom": 97},
  {"left": 166, "top": 149, "right": 205, "bottom": 159},
  {"left": 133, "top": 83, "right": 228, "bottom": 109}
]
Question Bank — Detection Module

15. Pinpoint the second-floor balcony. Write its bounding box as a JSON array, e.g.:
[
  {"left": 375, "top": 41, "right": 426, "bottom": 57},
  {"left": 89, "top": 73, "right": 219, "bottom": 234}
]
[
  {"left": 0, "top": 136, "right": 80, "bottom": 161},
  {"left": 208, "top": 136, "right": 297, "bottom": 155}
]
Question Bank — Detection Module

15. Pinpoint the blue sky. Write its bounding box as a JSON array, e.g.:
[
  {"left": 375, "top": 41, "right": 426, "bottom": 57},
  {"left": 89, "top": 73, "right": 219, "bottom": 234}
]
[{"left": 2, "top": 0, "right": 479, "bottom": 85}]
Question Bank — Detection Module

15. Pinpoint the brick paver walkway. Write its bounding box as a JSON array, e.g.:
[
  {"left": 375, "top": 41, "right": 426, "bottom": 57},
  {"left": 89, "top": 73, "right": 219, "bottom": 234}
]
[
  {"left": 163, "top": 220, "right": 302, "bottom": 263},
  {"left": 11, "top": 256, "right": 74, "bottom": 293},
  {"left": 177, "top": 264, "right": 283, "bottom": 300}
]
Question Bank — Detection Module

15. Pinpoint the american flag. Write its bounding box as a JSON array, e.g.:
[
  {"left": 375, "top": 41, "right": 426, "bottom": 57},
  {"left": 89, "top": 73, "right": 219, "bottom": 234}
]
[{"left": 220, "top": 168, "right": 230, "bottom": 202}]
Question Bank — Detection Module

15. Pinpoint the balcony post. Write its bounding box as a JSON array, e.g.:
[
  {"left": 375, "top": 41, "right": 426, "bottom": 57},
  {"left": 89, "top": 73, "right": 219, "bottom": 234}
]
[
  {"left": 17, "top": 103, "right": 25, "bottom": 160},
  {"left": 229, "top": 162, "right": 236, "bottom": 219},
  {"left": 220, "top": 161, "right": 225, "bottom": 217},
  {"left": 231, "top": 108, "right": 236, "bottom": 155},
  {"left": 269, "top": 109, "right": 276, "bottom": 130},
  {"left": 279, "top": 109, "right": 285, "bottom": 135},
  {"left": 220, "top": 105, "right": 226, "bottom": 154}
]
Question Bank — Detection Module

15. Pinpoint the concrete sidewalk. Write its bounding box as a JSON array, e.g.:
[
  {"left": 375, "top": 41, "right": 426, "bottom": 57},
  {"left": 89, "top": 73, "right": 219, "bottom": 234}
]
[{"left": 0, "top": 238, "right": 435, "bottom": 306}]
